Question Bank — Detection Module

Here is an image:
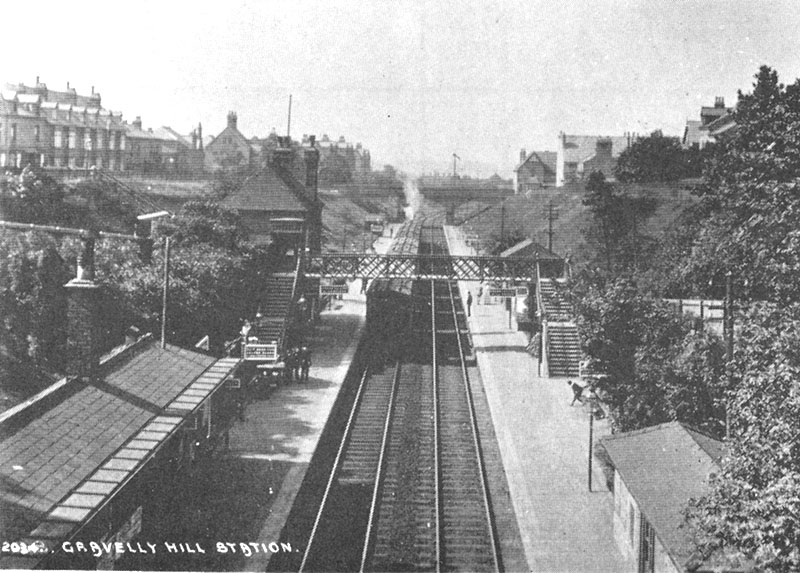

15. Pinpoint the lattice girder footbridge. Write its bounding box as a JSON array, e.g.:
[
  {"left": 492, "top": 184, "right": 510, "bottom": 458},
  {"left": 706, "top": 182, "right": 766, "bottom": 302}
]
[{"left": 305, "top": 253, "right": 538, "bottom": 282}]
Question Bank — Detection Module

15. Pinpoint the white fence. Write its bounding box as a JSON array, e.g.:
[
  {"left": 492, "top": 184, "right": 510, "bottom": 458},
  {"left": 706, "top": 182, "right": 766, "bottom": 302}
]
[{"left": 663, "top": 298, "right": 724, "bottom": 335}]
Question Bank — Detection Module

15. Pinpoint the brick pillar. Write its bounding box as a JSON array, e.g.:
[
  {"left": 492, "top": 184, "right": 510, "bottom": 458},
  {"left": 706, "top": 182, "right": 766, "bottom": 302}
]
[{"left": 64, "top": 237, "right": 101, "bottom": 381}]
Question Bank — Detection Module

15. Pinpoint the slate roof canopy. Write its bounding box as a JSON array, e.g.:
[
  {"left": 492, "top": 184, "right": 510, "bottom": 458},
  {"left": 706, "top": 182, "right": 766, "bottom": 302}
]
[
  {"left": 500, "top": 238, "right": 561, "bottom": 260},
  {"left": 0, "top": 336, "right": 215, "bottom": 544},
  {"left": 601, "top": 421, "right": 725, "bottom": 568}
]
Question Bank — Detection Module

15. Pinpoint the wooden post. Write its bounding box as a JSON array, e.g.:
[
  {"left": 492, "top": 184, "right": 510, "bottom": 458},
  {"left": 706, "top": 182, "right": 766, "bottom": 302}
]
[
  {"left": 588, "top": 409, "right": 595, "bottom": 492},
  {"left": 161, "top": 236, "right": 171, "bottom": 349}
]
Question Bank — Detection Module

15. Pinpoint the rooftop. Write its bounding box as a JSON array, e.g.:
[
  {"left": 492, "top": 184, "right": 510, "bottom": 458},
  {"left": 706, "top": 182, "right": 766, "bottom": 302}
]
[
  {"left": 0, "top": 337, "right": 216, "bottom": 544},
  {"left": 601, "top": 421, "right": 725, "bottom": 567},
  {"left": 499, "top": 237, "right": 561, "bottom": 260},
  {"left": 221, "top": 166, "right": 310, "bottom": 212},
  {"left": 560, "top": 134, "right": 631, "bottom": 163}
]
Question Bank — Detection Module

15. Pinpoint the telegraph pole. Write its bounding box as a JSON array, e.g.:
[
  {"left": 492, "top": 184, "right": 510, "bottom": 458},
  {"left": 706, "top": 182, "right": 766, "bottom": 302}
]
[
  {"left": 287, "top": 94, "right": 292, "bottom": 138},
  {"left": 546, "top": 201, "right": 559, "bottom": 252},
  {"left": 500, "top": 202, "right": 505, "bottom": 244}
]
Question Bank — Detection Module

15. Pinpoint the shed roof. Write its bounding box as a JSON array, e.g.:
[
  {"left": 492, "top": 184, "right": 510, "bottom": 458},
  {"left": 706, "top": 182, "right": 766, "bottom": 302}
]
[
  {"left": 601, "top": 421, "right": 725, "bottom": 567},
  {"left": 0, "top": 338, "right": 217, "bottom": 548},
  {"left": 499, "top": 238, "right": 561, "bottom": 260}
]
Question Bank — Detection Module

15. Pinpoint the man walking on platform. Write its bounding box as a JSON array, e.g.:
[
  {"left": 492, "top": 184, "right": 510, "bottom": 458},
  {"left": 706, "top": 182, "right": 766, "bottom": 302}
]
[
  {"left": 466, "top": 291, "right": 473, "bottom": 317},
  {"left": 568, "top": 380, "right": 584, "bottom": 405}
]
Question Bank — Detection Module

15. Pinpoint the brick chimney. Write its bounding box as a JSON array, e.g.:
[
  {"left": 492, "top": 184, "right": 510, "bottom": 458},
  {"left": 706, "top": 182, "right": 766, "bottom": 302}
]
[
  {"left": 133, "top": 116, "right": 143, "bottom": 131},
  {"left": 304, "top": 135, "right": 319, "bottom": 199},
  {"left": 272, "top": 136, "right": 293, "bottom": 171},
  {"left": 64, "top": 236, "right": 101, "bottom": 381},
  {"left": 715, "top": 96, "right": 725, "bottom": 108},
  {"left": 227, "top": 111, "right": 238, "bottom": 130},
  {"left": 197, "top": 122, "right": 203, "bottom": 150},
  {"left": 520, "top": 148, "right": 527, "bottom": 163}
]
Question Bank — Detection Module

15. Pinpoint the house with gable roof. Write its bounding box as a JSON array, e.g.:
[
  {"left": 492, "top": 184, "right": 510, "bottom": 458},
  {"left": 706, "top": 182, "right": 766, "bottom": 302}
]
[
  {"left": 556, "top": 133, "right": 633, "bottom": 187},
  {"left": 204, "top": 111, "right": 256, "bottom": 171},
  {"left": 683, "top": 97, "right": 735, "bottom": 149},
  {"left": 601, "top": 421, "right": 728, "bottom": 573},
  {"left": 514, "top": 148, "right": 557, "bottom": 193},
  {"left": 220, "top": 135, "right": 321, "bottom": 254}
]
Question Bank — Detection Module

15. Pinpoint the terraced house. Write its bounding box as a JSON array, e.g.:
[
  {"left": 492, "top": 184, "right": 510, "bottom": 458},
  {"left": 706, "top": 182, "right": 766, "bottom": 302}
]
[{"left": 0, "top": 78, "right": 126, "bottom": 170}]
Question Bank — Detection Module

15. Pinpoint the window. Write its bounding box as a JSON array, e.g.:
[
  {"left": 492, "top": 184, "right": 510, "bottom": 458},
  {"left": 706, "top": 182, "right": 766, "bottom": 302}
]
[
  {"left": 68, "top": 129, "right": 76, "bottom": 149},
  {"left": 638, "top": 517, "right": 655, "bottom": 573},
  {"left": 629, "top": 504, "right": 635, "bottom": 545},
  {"left": 54, "top": 128, "right": 62, "bottom": 148},
  {"left": 11, "top": 124, "right": 17, "bottom": 142},
  {"left": 34, "top": 125, "right": 40, "bottom": 142}
]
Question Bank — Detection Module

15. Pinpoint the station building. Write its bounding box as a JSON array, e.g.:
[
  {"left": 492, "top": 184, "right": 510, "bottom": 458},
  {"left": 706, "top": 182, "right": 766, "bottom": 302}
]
[
  {"left": 601, "top": 422, "right": 727, "bottom": 573},
  {"left": 0, "top": 249, "right": 242, "bottom": 570}
]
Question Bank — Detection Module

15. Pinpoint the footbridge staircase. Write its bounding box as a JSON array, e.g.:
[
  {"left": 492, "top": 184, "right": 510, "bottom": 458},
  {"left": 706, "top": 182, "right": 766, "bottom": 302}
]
[{"left": 538, "top": 278, "right": 581, "bottom": 377}]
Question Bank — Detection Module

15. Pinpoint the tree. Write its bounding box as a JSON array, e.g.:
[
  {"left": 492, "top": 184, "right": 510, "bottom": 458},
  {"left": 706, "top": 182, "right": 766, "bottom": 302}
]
[
  {"left": 582, "top": 171, "right": 658, "bottom": 274},
  {"left": 681, "top": 66, "right": 800, "bottom": 304},
  {"left": 0, "top": 233, "right": 72, "bottom": 400},
  {"left": 615, "top": 130, "right": 689, "bottom": 183},
  {"left": 163, "top": 201, "right": 247, "bottom": 251},
  {"left": 0, "top": 166, "right": 67, "bottom": 224},
  {"left": 572, "top": 275, "right": 726, "bottom": 433},
  {"left": 687, "top": 302, "right": 800, "bottom": 571}
]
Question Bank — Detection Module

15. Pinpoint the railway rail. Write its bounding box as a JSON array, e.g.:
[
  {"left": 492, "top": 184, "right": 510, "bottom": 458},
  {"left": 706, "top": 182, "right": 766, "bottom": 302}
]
[{"left": 300, "top": 223, "right": 500, "bottom": 572}]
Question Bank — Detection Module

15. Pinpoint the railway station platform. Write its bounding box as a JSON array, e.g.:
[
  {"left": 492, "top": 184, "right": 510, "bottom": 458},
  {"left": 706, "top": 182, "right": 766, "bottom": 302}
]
[
  {"left": 179, "top": 290, "right": 366, "bottom": 572},
  {"left": 444, "top": 226, "right": 626, "bottom": 573}
]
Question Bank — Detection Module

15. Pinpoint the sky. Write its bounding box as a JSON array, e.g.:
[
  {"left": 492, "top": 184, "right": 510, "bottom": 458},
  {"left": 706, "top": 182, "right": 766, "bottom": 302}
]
[{"left": 3, "top": 0, "right": 800, "bottom": 177}]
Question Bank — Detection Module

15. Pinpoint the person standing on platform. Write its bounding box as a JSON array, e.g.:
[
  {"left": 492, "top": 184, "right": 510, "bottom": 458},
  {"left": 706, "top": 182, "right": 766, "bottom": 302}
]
[
  {"left": 285, "top": 348, "right": 297, "bottom": 383},
  {"left": 300, "top": 346, "right": 311, "bottom": 382},
  {"left": 293, "top": 347, "right": 302, "bottom": 382},
  {"left": 477, "top": 285, "right": 483, "bottom": 305},
  {"left": 466, "top": 291, "right": 473, "bottom": 317}
]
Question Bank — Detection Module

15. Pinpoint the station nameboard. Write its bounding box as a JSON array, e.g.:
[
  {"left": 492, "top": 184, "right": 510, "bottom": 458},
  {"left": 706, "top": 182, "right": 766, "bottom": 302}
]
[
  {"left": 320, "top": 284, "right": 349, "bottom": 295},
  {"left": 370, "top": 224, "right": 384, "bottom": 234},
  {"left": 516, "top": 286, "right": 529, "bottom": 297},
  {"left": 488, "top": 288, "right": 518, "bottom": 298},
  {"left": 243, "top": 343, "right": 278, "bottom": 361}
]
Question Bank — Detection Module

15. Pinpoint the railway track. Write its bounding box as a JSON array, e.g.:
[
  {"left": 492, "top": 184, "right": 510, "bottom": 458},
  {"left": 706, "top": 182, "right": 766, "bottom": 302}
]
[{"left": 301, "top": 223, "right": 499, "bottom": 572}]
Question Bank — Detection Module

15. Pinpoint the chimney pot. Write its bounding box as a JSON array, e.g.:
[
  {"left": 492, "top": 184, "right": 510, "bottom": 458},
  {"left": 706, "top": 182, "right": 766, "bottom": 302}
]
[
  {"left": 125, "top": 326, "right": 141, "bottom": 346},
  {"left": 65, "top": 236, "right": 101, "bottom": 381}
]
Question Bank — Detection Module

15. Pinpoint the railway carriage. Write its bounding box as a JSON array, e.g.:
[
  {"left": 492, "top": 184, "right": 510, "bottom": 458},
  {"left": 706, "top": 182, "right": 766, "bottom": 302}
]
[{"left": 366, "top": 218, "right": 426, "bottom": 362}]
